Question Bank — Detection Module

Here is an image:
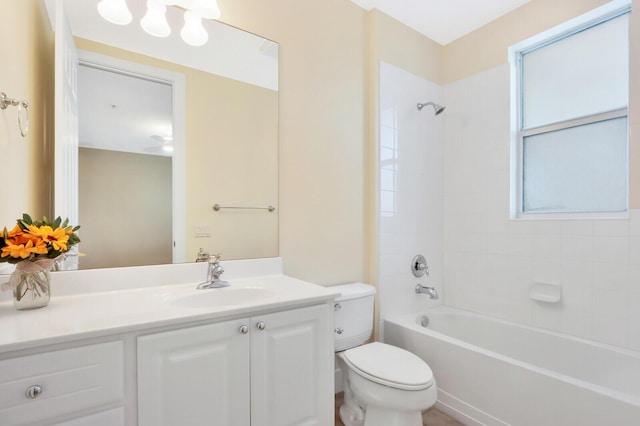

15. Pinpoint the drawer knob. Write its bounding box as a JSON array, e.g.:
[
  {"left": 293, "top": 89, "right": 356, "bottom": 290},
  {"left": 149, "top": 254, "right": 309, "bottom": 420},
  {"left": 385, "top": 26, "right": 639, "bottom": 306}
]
[
  {"left": 25, "top": 385, "right": 42, "bottom": 399},
  {"left": 256, "top": 321, "right": 266, "bottom": 331},
  {"left": 239, "top": 325, "right": 249, "bottom": 334}
]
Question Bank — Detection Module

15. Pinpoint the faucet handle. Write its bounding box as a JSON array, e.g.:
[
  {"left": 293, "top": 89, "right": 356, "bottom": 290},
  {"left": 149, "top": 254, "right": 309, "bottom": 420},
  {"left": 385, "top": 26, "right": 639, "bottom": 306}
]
[
  {"left": 411, "top": 255, "right": 429, "bottom": 277},
  {"left": 210, "top": 253, "right": 222, "bottom": 263},
  {"left": 196, "top": 248, "right": 210, "bottom": 262}
]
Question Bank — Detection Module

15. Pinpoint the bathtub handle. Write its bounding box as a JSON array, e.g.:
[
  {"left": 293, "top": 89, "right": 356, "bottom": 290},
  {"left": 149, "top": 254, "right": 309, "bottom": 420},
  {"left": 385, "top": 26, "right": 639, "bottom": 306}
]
[{"left": 412, "top": 255, "right": 429, "bottom": 277}]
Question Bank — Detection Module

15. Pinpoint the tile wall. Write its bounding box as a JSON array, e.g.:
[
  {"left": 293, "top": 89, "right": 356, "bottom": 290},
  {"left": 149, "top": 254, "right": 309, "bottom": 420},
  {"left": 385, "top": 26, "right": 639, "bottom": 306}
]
[
  {"left": 442, "top": 64, "right": 640, "bottom": 351},
  {"left": 377, "top": 62, "right": 444, "bottom": 335}
]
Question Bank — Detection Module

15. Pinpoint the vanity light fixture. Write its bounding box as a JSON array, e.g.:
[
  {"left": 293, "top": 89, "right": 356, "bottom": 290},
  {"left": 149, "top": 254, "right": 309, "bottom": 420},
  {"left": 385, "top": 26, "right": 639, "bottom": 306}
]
[
  {"left": 140, "top": 0, "right": 171, "bottom": 37},
  {"left": 180, "top": 10, "right": 208, "bottom": 46},
  {"left": 97, "top": 0, "right": 133, "bottom": 25},
  {"left": 97, "top": 0, "right": 221, "bottom": 46}
]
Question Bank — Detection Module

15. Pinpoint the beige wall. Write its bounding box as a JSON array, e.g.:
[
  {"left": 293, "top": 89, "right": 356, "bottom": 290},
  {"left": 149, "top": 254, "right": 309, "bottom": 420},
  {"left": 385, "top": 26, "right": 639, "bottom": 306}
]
[
  {"left": 78, "top": 148, "right": 172, "bottom": 269},
  {"left": 368, "top": 10, "right": 443, "bottom": 85},
  {"left": 216, "top": 0, "right": 368, "bottom": 284},
  {"left": 75, "top": 38, "right": 278, "bottom": 262},
  {"left": 443, "top": 0, "right": 640, "bottom": 208},
  {"left": 187, "top": 73, "right": 278, "bottom": 260},
  {"left": 0, "top": 0, "right": 53, "bottom": 227}
]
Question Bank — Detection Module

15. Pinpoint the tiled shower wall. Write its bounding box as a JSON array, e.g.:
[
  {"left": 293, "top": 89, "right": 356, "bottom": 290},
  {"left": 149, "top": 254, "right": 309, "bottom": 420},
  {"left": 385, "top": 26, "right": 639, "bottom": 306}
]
[
  {"left": 442, "top": 64, "right": 640, "bottom": 351},
  {"left": 377, "top": 62, "right": 444, "bottom": 335}
]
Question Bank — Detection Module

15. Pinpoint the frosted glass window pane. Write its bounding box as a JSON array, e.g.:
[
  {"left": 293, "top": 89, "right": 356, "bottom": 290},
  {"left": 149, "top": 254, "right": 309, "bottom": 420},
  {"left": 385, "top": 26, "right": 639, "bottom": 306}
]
[
  {"left": 523, "top": 117, "right": 627, "bottom": 213},
  {"left": 522, "top": 15, "right": 628, "bottom": 129}
]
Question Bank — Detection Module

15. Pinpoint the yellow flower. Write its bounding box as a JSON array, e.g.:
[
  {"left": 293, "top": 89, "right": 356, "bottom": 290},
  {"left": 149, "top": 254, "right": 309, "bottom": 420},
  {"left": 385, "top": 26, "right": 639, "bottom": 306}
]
[
  {"left": 1, "top": 240, "right": 36, "bottom": 259},
  {"left": 28, "top": 225, "right": 70, "bottom": 252},
  {"left": 31, "top": 239, "right": 49, "bottom": 255}
]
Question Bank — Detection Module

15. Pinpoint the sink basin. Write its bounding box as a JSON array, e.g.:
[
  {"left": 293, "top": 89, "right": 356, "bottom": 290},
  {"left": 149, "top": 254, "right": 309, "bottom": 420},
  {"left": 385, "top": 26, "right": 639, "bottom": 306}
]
[{"left": 172, "top": 287, "right": 276, "bottom": 308}]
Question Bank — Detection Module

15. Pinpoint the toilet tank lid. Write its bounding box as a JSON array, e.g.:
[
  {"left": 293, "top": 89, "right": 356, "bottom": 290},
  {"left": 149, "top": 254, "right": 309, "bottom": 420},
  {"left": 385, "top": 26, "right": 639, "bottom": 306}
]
[{"left": 331, "top": 283, "right": 376, "bottom": 301}]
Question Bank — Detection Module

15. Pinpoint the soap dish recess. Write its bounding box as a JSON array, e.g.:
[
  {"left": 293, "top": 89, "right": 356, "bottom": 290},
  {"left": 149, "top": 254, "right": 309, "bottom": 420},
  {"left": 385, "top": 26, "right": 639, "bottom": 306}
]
[{"left": 529, "top": 282, "right": 562, "bottom": 303}]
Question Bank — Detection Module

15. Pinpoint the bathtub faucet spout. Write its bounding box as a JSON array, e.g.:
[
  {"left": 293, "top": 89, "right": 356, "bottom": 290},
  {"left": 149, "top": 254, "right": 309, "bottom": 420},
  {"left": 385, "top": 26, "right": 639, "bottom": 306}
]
[{"left": 415, "top": 284, "right": 438, "bottom": 299}]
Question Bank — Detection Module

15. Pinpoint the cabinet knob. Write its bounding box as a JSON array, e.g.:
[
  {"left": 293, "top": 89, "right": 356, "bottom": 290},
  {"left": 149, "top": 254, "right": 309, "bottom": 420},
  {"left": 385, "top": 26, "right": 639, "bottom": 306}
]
[
  {"left": 335, "top": 327, "right": 344, "bottom": 335},
  {"left": 334, "top": 303, "right": 342, "bottom": 311},
  {"left": 256, "top": 321, "right": 266, "bottom": 331},
  {"left": 239, "top": 325, "right": 249, "bottom": 334},
  {"left": 25, "top": 385, "right": 42, "bottom": 399}
]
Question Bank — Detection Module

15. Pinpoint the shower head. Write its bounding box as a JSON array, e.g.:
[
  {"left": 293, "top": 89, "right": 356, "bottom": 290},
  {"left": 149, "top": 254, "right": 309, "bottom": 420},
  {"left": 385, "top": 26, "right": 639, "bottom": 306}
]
[{"left": 417, "top": 101, "right": 445, "bottom": 115}]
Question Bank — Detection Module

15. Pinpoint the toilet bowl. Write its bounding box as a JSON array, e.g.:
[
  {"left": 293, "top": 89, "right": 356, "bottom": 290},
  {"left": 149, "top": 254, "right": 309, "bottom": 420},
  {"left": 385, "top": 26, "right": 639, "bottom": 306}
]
[{"left": 332, "top": 284, "right": 437, "bottom": 426}]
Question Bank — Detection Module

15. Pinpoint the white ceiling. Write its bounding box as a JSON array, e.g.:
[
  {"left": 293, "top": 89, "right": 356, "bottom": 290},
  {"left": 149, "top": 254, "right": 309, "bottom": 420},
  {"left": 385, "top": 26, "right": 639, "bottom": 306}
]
[
  {"left": 78, "top": 65, "right": 173, "bottom": 156},
  {"left": 350, "top": 0, "right": 532, "bottom": 45}
]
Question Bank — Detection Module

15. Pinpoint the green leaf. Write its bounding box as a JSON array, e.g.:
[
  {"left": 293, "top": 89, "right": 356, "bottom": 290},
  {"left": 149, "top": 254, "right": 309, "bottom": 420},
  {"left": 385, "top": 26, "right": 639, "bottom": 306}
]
[
  {"left": 53, "top": 216, "right": 62, "bottom": 229},
  {"left": 22, "top": 213, "right": 33, "bottom": 224},
  {"left": 61, "top": 218, "right": 69, "bottom": 228},
  {"left": 73, "top": 225, "right": 81, "bottom": 231}
]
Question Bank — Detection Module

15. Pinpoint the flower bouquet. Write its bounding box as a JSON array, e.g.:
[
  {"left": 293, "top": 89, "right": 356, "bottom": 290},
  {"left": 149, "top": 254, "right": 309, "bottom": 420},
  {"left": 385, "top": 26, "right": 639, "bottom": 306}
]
[{"left": 1, "top": 215, "right": 80, "bottom": 310}]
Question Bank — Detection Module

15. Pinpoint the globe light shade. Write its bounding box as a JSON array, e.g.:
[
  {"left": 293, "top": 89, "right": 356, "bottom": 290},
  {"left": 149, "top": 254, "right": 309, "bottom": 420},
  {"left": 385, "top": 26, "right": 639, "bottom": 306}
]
[
  {"left": 191, "top": 0, "right": 221, "bottom": 20},
  {"left": 140, "top": 0, "right": 171, "bottom": 38},
  {"left": 180, "top": 11, "right": 209, "bottom": 46},
  {"left": 97, "top": 0, "right": 132, "bottom": 25}
]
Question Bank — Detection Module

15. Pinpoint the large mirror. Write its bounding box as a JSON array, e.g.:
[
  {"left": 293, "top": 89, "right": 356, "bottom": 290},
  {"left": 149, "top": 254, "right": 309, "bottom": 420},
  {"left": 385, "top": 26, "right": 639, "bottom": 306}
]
[{"left": 49, "top": 0, "right": 279, "bottom": 269}]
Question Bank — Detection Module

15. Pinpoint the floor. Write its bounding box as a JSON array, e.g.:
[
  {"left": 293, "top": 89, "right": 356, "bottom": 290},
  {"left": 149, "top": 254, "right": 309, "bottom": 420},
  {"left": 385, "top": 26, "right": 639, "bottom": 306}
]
[{"left": 335, "top": 393, "right": 465, "bottom": 426}]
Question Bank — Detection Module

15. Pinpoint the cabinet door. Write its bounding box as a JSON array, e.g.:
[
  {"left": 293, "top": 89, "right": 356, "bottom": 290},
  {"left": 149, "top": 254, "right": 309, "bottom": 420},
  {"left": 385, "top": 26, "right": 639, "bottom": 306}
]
[
  {"left": 137, "top": 319, "right": 250, "bottom": 426},
  {"left": 251, "top": 304, "right": 333, "bottom": 426}
]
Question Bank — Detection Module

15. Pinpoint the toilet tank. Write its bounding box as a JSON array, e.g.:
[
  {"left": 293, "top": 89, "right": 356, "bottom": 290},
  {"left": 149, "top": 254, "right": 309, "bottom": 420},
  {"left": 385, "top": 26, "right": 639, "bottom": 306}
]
[{"left": 332, "top": 283, "right": 376, "bottom": 352}]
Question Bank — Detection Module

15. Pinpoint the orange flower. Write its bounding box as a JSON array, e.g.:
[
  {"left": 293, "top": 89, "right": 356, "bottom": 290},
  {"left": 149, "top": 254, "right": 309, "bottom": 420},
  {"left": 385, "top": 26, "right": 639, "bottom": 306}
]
[
  {"left": 4, "top": 224, "right": 31, "bottom": 246},
  {"left": 6, "top": 224, "right": 23, "bottom": 238}
]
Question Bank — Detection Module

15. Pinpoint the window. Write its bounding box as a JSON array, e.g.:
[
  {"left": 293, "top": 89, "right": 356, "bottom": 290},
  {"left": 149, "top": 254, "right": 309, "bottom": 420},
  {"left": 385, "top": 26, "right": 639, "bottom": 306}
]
[{"left": 510, "top": 1, "right": 630, "bottom": 217}]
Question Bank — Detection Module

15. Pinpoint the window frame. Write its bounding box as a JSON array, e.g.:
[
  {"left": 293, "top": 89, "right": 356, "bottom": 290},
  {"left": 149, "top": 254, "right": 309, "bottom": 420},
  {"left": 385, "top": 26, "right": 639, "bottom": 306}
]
[{"left": 509, "top": 0, "right": 631, "bottom": 219}]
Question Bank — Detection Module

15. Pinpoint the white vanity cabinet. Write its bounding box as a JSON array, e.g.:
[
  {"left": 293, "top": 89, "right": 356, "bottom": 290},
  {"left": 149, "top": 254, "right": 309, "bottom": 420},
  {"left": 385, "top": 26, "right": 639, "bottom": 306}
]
[
  {"left": 137, "top": 317, "right": 251, "bottom": 426},
  {"left": 0, "top": 341, "right": 125, "bottom": 426},
  {"left": 137, "top": 303, "right": 333, "bottom": 426}
]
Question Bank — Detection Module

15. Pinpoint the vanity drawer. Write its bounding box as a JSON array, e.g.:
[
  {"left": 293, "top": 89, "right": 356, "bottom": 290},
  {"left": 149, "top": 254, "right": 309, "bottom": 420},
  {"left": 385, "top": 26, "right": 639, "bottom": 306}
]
[{"left": 0, "top": 341, "right": 124, "bottom": 426}]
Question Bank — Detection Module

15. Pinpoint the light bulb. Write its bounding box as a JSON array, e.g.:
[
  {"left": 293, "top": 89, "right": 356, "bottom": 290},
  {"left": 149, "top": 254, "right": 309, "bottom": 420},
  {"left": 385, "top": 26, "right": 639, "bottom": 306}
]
[
  {"left": 191, "top": 0, "right": 221, "bottom": 20},
  {"left": 181, "top": 11, "right": 208, "bottom": 46},
  {"left": 97, "top": 0, "right": 132, "bottom": 25},
  {"left": 140, "top": 0, "right": 171, "bottom": 38}
]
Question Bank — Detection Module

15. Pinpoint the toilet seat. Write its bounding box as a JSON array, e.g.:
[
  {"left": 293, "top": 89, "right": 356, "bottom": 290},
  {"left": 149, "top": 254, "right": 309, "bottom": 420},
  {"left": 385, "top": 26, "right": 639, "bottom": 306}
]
[{"left": 341, "top": 342, "right": 434, "bottom": 391}]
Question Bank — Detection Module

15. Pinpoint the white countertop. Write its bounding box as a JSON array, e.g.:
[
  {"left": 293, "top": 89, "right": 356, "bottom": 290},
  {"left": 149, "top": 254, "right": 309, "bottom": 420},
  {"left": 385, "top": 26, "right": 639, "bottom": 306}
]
[{"left": 0, "top": 258, "right": 340, "bottom": 354}]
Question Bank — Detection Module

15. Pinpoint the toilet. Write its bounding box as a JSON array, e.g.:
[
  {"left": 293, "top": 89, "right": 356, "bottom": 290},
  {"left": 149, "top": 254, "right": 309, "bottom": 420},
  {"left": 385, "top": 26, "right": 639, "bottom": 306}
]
[{"left": 333, "top": 283, "right": 437, "bottom": 426}]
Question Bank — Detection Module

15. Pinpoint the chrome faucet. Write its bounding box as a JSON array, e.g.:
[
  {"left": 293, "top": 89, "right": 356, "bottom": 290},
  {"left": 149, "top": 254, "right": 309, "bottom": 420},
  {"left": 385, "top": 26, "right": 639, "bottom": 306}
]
[
  {"left": 415, "top": 284, "right": 438, "bottom": 299},
  {"left": 197, "top": 253, "right": 230, "bottom": 289},
  {"left": 195, "top": 248, "right": 210, "bottom": 262}
]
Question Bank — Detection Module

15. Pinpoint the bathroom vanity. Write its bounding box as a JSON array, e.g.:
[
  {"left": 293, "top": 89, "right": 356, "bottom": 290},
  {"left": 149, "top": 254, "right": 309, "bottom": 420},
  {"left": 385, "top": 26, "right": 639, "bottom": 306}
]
[{"left": 0, "top": 258, "right": 338, "bottom": 426}]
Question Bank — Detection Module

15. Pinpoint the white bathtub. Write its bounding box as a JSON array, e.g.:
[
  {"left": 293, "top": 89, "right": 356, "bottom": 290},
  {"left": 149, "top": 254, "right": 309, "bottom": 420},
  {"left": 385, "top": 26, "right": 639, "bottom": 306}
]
[{"left": 384, "top": 306, "right": 640, "bottom": 426}]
